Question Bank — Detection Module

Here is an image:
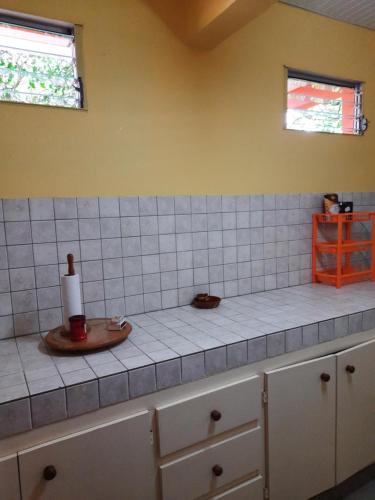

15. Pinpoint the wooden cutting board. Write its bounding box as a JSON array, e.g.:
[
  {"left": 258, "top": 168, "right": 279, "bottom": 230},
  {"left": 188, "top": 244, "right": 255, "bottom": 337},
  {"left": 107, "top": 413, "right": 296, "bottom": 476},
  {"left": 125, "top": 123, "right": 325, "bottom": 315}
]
[{"left": 45, "top": 318, "right": 132, "bottom": 353}]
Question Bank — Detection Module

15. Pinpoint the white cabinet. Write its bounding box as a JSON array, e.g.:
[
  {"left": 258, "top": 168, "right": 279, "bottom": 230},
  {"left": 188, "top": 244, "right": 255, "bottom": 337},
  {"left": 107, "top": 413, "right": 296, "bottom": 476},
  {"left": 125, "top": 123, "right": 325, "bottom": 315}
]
[
  {"left": 18, "top": 411, "right": 155, "bottom": 500},
  {"left": 157, "top": 375, "right": 261, "bottom": 457},
  {"left": 336, "top": 339, "right": 375, "bottom": 483},
  {"left": 0, "top": 454, "right": 20, "bottom": 500},
  {"left": 160, "top": 428, "right": 262, "bottom": 500},
  {"left": 265, "top": 338, "right": 375, "bottom": 500},
  {"left": 265, "top": 355, "right": 336, "bottom": 500},
  {"left": 4, "top": 334, "right": 373, "bottom": 500},
  {"left": 157, "top": 375, "right": 264, "bottom": 500}
]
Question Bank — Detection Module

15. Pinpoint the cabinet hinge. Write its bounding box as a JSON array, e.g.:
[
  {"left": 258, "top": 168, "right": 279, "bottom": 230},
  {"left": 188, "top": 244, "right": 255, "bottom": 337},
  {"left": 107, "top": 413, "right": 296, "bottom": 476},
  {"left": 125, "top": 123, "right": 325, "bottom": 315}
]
[
  {"left": 149, "top": 430, "right": 154, "bottom": 446},
  {"left": 262, "top": 391, "right": 268, "bottom": 405},
  {"left": 263, "top": 487, "right": 269, "bottom": 500}
]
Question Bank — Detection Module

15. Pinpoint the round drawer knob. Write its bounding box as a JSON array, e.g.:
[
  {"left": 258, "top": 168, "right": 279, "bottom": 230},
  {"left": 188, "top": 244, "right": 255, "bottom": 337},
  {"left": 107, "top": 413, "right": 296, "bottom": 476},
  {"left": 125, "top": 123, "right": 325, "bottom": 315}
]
[
  {"left": 43, "top": 465, "right": 57, "bottom": 481},
  {"left": 321, "top": 373, "right": 331, "bottom": 382},
  {"left": 210, "top": 410, "right": 222, "bottom": 422},
  {"left": 346, "top": 365, "right": 356, "bottom": 374},
  {"left": 212, "top": 465, "right": 223, "bottom": 477}
]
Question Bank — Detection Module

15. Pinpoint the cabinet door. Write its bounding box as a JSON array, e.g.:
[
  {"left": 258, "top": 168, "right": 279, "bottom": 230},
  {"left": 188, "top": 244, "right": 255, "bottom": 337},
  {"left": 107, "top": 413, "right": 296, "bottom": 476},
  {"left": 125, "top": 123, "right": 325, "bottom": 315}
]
[
  {"left": 0, "top": 454, "right": 20, "bottom": 500},
  {"left": 265, "top": 355, "right": 336, "bottom": 500},
  {"left": 19, "top": 411, "right": 155, "bottom": 500},
  {"left": 336, "top": 339, "right": 375, "bottom": 483}
]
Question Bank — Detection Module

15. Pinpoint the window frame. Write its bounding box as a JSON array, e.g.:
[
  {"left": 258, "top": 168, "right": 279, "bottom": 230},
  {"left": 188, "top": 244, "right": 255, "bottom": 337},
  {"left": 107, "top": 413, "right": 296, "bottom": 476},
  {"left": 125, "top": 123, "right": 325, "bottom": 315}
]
[
  {"left": 0, "top": 9, "right": 85, "bottom": 110},
  {"left": 284, "top": 67, "right": 366, "bottom": 136}
]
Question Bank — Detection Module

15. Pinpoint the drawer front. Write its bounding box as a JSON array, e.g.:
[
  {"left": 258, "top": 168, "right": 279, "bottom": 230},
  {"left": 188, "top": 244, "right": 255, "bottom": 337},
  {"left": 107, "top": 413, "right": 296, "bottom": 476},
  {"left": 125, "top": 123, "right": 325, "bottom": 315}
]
[
  {"left": 157, "top": 375, "right": 261, "bottom": 456},
  {"left": 160, "top": 427, "right": 262, "bottom": 500},
  {"left": 212, "top": 476, "right": 263, "bottom": 500}
]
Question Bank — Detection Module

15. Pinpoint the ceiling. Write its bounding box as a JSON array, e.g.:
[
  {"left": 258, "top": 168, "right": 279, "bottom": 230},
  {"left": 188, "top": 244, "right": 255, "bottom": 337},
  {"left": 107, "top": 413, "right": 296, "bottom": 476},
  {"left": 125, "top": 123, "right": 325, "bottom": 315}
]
[
  {"left": 144, "top": 0, "right": 277, "bottom": 49},
  {"left": 281, "top": 0, "right": 375, "bottom": 31},
  {"left": 145, "top": 0, "right": 375, "bottom": 50}
]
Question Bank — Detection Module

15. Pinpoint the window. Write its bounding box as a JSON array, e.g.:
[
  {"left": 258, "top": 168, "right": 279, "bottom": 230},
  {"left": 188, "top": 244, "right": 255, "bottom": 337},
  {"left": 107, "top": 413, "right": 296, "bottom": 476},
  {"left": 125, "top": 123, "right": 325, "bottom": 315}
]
[
  {"left": 286, "top": 69, "right": 367, "bottom": 135},
  {"left": 0, "top": 11, "right": 83, "bottom": 108}
]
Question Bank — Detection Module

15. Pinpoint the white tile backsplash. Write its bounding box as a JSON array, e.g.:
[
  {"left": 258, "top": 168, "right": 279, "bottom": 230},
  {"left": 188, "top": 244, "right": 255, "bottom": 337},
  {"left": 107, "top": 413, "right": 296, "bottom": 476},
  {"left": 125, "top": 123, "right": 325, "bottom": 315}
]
[{"left": 0, "top": 192, "right": 373, "bottom": 339}]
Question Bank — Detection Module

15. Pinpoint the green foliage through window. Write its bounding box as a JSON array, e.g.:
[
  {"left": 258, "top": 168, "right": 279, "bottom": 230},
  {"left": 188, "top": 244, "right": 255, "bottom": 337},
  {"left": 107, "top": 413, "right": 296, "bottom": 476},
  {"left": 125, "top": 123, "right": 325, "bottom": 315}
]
[{"left": 0, "top": 21, "right": 81, "bottom": 108}]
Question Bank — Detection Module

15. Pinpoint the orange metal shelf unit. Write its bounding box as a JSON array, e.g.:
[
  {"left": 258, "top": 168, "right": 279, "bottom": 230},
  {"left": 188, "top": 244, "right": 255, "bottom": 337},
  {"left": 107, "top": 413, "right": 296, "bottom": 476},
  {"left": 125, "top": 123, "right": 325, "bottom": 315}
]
[{"left": 312, "top": 212, "right": 375, "bottom": 288}]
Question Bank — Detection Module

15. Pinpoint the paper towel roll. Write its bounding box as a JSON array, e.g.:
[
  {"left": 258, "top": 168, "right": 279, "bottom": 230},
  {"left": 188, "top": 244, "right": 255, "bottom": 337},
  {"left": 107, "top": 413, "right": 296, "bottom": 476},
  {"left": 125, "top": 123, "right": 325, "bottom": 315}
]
[{"left": 61, "top": 274, "right": 82, "bottom": 331}]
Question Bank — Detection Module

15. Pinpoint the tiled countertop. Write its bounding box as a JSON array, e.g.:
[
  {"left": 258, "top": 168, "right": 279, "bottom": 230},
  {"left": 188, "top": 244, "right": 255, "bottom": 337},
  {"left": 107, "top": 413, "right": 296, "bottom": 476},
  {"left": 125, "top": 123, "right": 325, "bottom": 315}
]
[{"left": 1, "top": 282, "right": 375, "bottom": 439}]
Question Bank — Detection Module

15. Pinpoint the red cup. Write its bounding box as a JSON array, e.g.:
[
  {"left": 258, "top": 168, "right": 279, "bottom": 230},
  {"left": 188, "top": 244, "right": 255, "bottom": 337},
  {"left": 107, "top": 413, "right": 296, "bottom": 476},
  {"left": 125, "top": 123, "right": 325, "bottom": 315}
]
[{"left": 69, "top": 315, "right": 87, "bottom": 341}]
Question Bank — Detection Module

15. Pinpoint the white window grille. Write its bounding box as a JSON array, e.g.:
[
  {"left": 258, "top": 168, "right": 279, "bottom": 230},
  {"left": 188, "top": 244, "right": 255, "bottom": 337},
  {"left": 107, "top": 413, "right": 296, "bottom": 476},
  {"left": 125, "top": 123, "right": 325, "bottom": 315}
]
[
  {"left": 286, "top": 68, "right": 367, "bottom": 135},
  {"left": 0, "top": 10, "right": 83, "bottom": 109}
]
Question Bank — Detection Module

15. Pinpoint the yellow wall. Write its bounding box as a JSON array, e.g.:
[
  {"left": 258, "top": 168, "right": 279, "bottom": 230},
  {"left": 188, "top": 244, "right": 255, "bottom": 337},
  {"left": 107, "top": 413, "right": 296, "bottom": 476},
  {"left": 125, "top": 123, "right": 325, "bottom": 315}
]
[{"left": 1, "top": 0, "right": 375, "bottom": 197}]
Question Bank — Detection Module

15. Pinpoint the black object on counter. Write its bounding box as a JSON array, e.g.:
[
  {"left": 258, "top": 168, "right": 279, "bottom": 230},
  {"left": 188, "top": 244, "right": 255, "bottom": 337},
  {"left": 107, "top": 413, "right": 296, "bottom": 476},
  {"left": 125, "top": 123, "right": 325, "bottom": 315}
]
[{"left": 339, "top": 201, "right": 354, "bottom": 213}]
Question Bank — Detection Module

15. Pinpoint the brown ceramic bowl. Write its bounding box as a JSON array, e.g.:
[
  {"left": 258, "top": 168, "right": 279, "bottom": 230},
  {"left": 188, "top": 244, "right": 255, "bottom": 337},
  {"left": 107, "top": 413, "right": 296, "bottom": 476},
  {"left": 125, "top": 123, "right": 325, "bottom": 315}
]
[{"left": 192, "top": 295, "right": 221, "bottom": 309}]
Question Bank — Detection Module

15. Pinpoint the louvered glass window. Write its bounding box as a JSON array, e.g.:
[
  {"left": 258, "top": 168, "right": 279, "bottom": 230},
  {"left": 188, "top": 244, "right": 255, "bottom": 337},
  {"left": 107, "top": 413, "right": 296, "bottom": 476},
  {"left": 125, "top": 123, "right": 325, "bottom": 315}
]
[
  {"left": 0, "top": 12, "right": 83, "bottom": 108},
  {"left": 286, "top": 69, "right": 366, "bottom": 135}
]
